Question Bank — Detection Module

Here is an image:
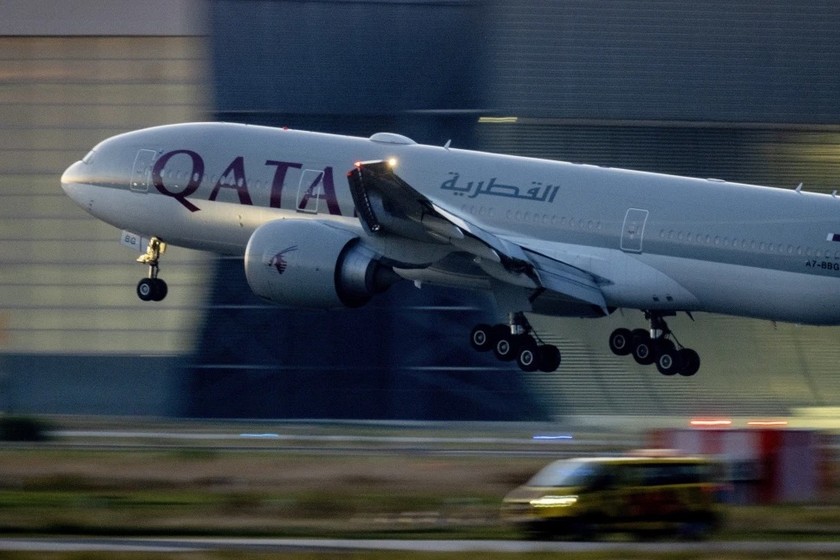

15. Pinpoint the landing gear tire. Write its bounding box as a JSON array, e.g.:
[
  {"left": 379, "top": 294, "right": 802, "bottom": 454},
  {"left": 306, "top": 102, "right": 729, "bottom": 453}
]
[
  {"left": 137, "top": 277, "right": 167, "bottom": 302},
  {"left": 655, "top": 340, "right": 682, "bottom": 376},
  {"left": 494, "top": 333, "right": 522, "bottom": 362},
  {"left": 610, "top": 312, "right": 702, "bottom": 377},
  {"left": 513, "top": 339, "right": 562, "bottom": 373},
  {"left": 537, "top": 344, "right": 561, "bottom": 372},
  {"left": 516, "top": 337, "right": 539, "bottom": 372},
  {"left": 137, "top": 278, "right": 154, "bottom": 301},
  {"left": 153, "top": 278, "right": 168, "bottom": 301},
  {"left": 632, "top": 330, "right": 656, "bottom": 365},
  {"left": 470, "top": 324, "right": 494, "bottom": 352},
  {"left": 608, "top": 328, "right": 633, "bottom": 356},
  {"left": 678, "top": 348, "right": 700, "bottom": 377},
  {"left": 470, "top": 314, "right": 563, "bottom": 373}
]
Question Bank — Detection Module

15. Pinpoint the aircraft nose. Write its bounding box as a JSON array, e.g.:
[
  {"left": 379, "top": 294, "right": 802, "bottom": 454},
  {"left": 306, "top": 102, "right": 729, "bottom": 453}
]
[{"left": 61, "top": 160, "right": 89, "bottom": 205}]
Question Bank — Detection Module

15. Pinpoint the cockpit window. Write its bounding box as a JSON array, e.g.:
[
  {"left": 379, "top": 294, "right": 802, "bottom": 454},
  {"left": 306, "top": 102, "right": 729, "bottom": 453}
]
[{"left": 82, "top": 149, "right": 96, "bottom": 164}]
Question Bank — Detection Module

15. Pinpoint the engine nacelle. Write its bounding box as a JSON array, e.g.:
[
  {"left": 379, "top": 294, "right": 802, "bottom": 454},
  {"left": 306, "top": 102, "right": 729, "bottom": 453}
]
[{"left": 244, "top": 220, "right": 395, "bottom": 308}]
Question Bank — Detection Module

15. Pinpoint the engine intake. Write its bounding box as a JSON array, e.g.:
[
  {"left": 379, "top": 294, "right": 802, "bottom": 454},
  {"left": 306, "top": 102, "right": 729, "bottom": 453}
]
[{"left": 244, "top": 220, "right": 396, "bottom": 308}]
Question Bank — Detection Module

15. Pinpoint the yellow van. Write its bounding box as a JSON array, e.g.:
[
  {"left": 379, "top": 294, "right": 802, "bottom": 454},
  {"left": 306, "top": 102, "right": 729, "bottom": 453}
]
[{"left": 501, "top": 455, "right": 725, "bottom": 539}]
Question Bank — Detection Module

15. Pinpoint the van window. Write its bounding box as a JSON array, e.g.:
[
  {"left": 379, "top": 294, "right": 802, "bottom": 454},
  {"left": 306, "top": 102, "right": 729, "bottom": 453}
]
[
  {"left": 629, "top": 462, "right": 710, "bottom": 486},
  {"left": 527, "top": 460, "right": 601, "bottom": 487}
]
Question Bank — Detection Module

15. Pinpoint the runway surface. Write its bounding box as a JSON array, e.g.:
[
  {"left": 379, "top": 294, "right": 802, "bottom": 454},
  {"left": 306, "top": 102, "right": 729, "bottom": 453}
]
[
  {"left": 6, "top": 419, "right": 837, "bottom": 556},
  {"left": 2, "top": 537, "right": 840, "bottom": 554},
  {"left": 37, "top": 421, "right": 631, "bottom": 458}
]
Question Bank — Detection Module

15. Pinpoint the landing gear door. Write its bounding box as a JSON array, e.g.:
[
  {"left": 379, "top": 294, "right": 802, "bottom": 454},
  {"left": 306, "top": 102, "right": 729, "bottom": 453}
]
[
  {"left": 621, "top": 208, "right": 649, "bottom": 253},
  {"left": 130, "top": 149, "right": 157, "bottom": 193}
]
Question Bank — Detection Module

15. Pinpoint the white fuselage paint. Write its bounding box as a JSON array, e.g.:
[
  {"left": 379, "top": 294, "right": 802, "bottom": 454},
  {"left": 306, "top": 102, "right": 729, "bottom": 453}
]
[{"left": 61, "top": 122, "right": 840, "bottom": 326}]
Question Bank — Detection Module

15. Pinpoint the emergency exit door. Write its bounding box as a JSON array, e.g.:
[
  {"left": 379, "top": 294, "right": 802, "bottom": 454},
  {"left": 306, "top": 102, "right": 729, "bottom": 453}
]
[{"left": 621, "top": 208, "right": 649, "bottom": 253}]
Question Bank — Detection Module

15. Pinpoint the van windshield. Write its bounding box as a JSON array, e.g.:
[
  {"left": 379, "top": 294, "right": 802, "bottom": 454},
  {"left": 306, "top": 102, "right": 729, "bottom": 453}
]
[{"left": 527, "top": 460, "right": 600, "bottom": 487}]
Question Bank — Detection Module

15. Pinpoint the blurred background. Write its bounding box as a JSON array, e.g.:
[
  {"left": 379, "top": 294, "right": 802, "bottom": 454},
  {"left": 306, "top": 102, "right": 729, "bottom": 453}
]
[{"left": 1, "top": 0, "right": 839, "bottom": 422}]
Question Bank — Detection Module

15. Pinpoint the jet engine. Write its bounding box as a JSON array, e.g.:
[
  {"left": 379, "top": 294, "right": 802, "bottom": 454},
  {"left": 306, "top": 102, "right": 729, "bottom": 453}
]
[{"left": 244, "top": 219, "right": 397, "bottom": 308}]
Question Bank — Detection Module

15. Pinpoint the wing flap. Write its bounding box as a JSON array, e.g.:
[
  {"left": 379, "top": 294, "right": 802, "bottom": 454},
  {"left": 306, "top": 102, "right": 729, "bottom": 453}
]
[{"left": 525, "top": 250, "right": 608, "bottom": 312}]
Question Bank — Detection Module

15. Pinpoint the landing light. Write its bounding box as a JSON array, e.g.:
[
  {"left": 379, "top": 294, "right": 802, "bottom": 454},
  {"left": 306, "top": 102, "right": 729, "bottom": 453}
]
[{"left": 353, "top": 159, "right": 397, "bottom": 170}]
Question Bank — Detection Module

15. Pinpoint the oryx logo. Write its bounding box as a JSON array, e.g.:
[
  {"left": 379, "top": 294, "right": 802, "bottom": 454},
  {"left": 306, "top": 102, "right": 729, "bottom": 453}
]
[{"left": 268, "top": 246, "right": 298, "bottom": 275}]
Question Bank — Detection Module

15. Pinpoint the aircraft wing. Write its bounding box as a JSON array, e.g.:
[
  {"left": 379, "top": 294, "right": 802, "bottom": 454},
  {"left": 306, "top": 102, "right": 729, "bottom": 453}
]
[{"left": 347, "top": 160, "right": 608, "bottom": 313}]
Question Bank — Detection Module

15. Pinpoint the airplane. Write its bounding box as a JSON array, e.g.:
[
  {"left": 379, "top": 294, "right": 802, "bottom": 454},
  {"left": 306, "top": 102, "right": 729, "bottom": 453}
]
[{"left": 61, "top": 122, "right": 840, "bottom": 377}]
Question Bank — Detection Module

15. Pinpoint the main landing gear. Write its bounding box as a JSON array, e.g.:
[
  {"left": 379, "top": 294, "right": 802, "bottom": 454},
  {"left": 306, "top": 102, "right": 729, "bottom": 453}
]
[
  {"left": 470, "top": 312, "right": 562, "bottom": 373},
  {"left": 136, "top": 236, "right": 168, "bottom": 302},
  {"left": 608, "top": 312, "right": 700, "bottom": 376}
]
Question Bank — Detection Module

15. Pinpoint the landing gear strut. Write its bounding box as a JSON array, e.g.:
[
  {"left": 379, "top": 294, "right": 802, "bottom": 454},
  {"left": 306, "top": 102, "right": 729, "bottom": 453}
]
[
  {"left": 608, "top": 312, "right": 700, "bottom": 376},
  {"left": 136, "top": 236, "right": 168, "bottom": 302},
  {"left": 470, "top": 312, "right": 561, "bottom": 372}
]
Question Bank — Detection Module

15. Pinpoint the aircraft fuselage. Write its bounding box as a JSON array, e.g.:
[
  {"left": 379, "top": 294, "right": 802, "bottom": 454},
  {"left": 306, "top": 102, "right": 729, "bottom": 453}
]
[{"left": 61, "top": 122, "right": 840, "bottom": 326}]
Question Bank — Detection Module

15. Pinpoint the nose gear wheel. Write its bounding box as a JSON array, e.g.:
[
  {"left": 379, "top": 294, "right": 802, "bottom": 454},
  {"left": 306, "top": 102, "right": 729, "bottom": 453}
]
[{"left": 136, "top": 236, "right": 168, "bottom": 302}]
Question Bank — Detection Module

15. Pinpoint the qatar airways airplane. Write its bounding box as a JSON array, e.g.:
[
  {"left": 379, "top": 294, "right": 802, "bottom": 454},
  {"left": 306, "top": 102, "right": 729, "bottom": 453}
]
[{"left": 61, "top": 122, "right": 840, "bottom": 376}]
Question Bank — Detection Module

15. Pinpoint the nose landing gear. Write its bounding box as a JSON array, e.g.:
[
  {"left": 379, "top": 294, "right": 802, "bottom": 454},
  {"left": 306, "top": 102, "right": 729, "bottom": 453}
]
[
  {"left": 608, "top": 312, "right": 700, "bottom": 376},
  {"left": 136, "top": 236, "right": 168, "bottom": 302},
  {"left": 470, "top": 312, "right": 562, "bottom": 372}
]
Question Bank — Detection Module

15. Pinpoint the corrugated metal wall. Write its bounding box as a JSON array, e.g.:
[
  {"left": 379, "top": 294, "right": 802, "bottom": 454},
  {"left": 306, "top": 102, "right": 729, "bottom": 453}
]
[
  {"left": 475, "top": 122, "right": 840, "bottom": 190},
  {"left": 210, "top": 0, "right": 486, "bottom": 146},
  {"left": 0, "top": 36, "right": 211, "bottom": 355},
  {"left": 484, "top": 0, "right": 840, "bottom": 123}
]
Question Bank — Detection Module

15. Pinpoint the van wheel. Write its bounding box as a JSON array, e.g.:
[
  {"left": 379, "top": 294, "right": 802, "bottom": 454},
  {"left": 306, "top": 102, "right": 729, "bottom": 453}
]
[
  {"left": 570, "top": 518, "right": 598, "bottom": 541},
  {"left": 633, "top": 529, "right": 661, "bottom": 541},
  {"left": 523, "top": 521, "right": 555, "bottom": 541},
  {"left": 679, "top": 518, "right": 714, "bottom": 541}
]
